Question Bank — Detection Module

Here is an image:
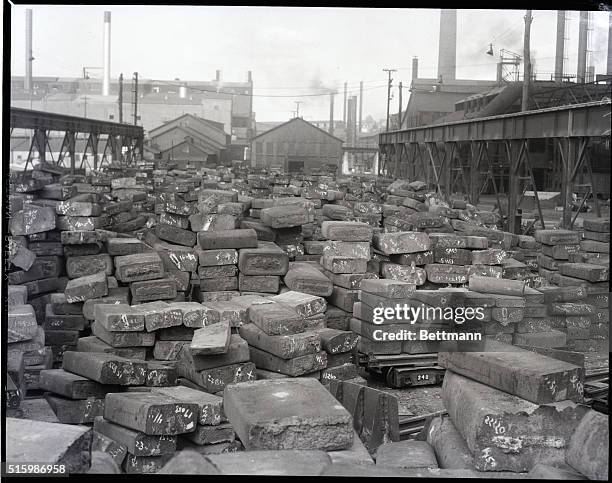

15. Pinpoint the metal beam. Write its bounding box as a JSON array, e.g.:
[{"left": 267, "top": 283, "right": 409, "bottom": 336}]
[
  {"left": 379, "top": 101, "right": 611, "bottom": 145},
  {"left": 10, "top": 107, "right": 143, "bottom": 139}
]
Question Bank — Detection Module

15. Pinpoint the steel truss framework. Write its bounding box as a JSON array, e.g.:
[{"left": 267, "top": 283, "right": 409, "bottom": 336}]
[
  {"left": 10, "top": 108, "right": 144, "bottom": 173},
  {"left": 378, "top": 100, "right": 611, "bottom": 232},
  {"left": 528, "top": 77, "right": 612, "bottom": 110}
]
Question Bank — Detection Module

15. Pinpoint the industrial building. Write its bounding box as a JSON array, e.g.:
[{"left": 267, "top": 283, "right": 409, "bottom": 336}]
[
  {"left": 250, "top": 117, "right": 343, "bottom": 173},
  {"left": 148, "top": 113, "right": 229, "bottom": 168},
  {"left": 10, "top": 11, "right": 254, "bottom": 162}
]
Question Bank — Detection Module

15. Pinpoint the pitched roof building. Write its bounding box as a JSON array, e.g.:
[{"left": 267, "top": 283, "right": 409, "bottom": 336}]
[
  {"left": 251, "top": 117, "right": 343, "bottom": 173},
  {"left": 149, "top": 113, "right": 229, "bottom": 166}
]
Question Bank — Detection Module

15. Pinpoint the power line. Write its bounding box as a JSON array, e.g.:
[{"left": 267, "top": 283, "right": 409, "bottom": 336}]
[
  {"left": 395, "top": 55, "right": 561, "bottom": 73},
  {"left": 255, "top": 79, "right": 384, "bottom": 89}
]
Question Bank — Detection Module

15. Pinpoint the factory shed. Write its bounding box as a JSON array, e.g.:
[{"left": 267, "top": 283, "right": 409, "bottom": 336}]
[
  {"left": 251, "top": 117, "right": 343, "bottom": 174},
  {"left": 149, "top": 113, "right": 229, "bottom": 167}
]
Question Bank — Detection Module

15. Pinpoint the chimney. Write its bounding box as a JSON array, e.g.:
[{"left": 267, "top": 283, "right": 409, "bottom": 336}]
[
  {"left": 358, "top": 81, "right": 363, "bottom": 134},
  {"left": 25, "top": 9, "right": 33, "bottom": 92},
  {"left": 329, "top": 92, "right": 334, "bottom": 136},
  {"left": 607, "top": 12, "right": 612, "bottom": 76},
  {"left": 437, "top": 9, "right": 457, "bottom": 82},
  {"left": 554, "top": 11, "right": 566, "bottom": 83},
  {"left": 343, "top": 82, "right": 347, "bottom": 125},
  {"left": 347, "top": 96, "right": 357, "bottom": 147},
  {"left": 577, "top": 11, "right": 588, "bottom": 83},
  {"left": 216, "top": 70, "right": 221, "bottom": 82},
  {"left": 102, "top": 11, "right": 111, "bottom": 96},
  {"left": 247, "top": 70, "right": 252, "bottom": 83},
  {"left": 587, "top": 65, "right": 595, "bottom": 83},
  {"left": 412, "top": 56, "right": 419, "bottom": 81}
]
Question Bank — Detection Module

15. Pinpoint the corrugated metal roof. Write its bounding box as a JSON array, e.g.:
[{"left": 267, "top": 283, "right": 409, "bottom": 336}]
[
  {"left": 251, "top": 117, "right": 344, "bottom": 143},
  {"left": 149, "top": 113, "right": 226, "bottom": 137}
]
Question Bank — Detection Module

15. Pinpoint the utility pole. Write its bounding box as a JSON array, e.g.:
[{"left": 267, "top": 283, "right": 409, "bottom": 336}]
[
  {"left": 118, "top": 73, "right": 123, "bottom": 123},
  {"left": 383, "top": 68, "right": 396, "bottom": 132},
  {"left": 83, "top": 95, "right": 88, "bottom": 118},
  {"left": 132, "top": 72, "right": 139, "bottom": 125},
  {"left": 398, "top": 82, "right": 403, "bottom": 130},
  {"left": 522, "top": 10, "right": 532, "bottom": 111},
  {"left": 294, "top": 101, "right": 301, "bottom": 118}
]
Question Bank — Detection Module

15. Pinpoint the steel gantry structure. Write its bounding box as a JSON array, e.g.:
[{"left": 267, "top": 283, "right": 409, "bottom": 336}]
[
  {"left": 10, "top": 107, "right": 144, "bottom": 173},
  {"left": 378, "top": 100, "right": 611, "bottom": 232}
]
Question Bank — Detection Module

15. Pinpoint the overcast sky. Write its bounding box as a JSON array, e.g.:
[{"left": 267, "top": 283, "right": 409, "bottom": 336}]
[{"left": 9, "top": 6, "right": 612, "bottom": 122}]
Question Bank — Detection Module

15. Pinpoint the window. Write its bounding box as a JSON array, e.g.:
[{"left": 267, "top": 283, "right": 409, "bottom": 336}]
[
  {"left": 266, "top": 142, "right": 274, "bottom": 155},
  {"left": 288, "top": 142, "right": 296, "bottom": 155},
  {"left": 256, "top": 142, "right": 263, "bottom": 154}
]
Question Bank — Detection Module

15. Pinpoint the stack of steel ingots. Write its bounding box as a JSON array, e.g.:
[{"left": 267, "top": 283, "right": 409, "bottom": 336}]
[
  {"left": 434, "top": 340, "right": 606, "bottom": 479},
  {"left": 5, "top": 159, "right": 609, "bottom": 476}
]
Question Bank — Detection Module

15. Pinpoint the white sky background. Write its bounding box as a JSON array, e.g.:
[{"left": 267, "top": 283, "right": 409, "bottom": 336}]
[{"left": 9, "top": 6, "right": 612, "bottom": 123}]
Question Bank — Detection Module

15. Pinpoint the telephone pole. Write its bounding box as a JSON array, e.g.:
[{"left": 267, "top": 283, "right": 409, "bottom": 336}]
[
  {"left": 522, "top": 10, "right": 532, "bottom": 111},
  {"left": 383, "top": 68, "right": 396, "bottom": 132},
  {"left": 294, "top": 101, "right": 301, "bottom": 118},
  {"left": 397, "top": 82, "right": 403, "bottom": 130},
  {"left": 132, "top": 72, "right": 139, "bottom": 125},
  {"left": 118, "top": 73, "right": 123, "bottom": 123}
]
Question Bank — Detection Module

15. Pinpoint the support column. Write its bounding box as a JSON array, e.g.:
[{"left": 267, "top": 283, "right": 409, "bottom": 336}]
[
  {"left": 442, "top": 142, "right": 453, "bottom": 195},
  {"left": 562, "top": 138, "right": 576, "bottom": 228},
  {"left": 506, "top": 140, "right": 524, "bottom": 234},
  {"left": 469, "top": 142, "right": 482, "bottom": 205},
  {"left": 34, "top": 128, "right": 47, "bottom": 164},
  {"left": 68, "top": 131, "right": 76, "bottom": 173}
]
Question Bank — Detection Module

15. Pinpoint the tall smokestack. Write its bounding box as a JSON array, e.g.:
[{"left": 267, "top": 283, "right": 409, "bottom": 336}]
[
  {"left": 412, "top": 57, "right": 419, "bottom": 80},
  {"left": 25, "top": 9, "right": 33, "bottom": 92},
  {"left": 607, "top": 12, "right": 612, "bottom": 76},
  {"left": 358, "top": 81, "right": 363, "bottom": 134},
  {"left": 347, "top": 96, "right": 357, "bottom": 147},
  {"left": 343, "top": 82, "right": 347, "bottom": 125},
  {"left": 554, "top": 11, "right": 566, "bottom": 83},
  {"left": 587, "top": 65, "right": 595, "bottom": 83},
  {"left": 102, "top": 11, "right": 111, "bottom": 96},
  {"left": 437, "top": 9, "right": 457, "bottom": 82},
  {"left": 329, "top": 93, "right": 334, "bottom": 136},
  {"left": 577, "top": 11, "right": 588, "bottom": 83}
]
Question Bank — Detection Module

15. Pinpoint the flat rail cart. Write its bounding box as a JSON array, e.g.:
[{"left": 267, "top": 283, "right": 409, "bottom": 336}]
[{"left": 356, "top": 352, "right": 445, "bottom": 389}]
